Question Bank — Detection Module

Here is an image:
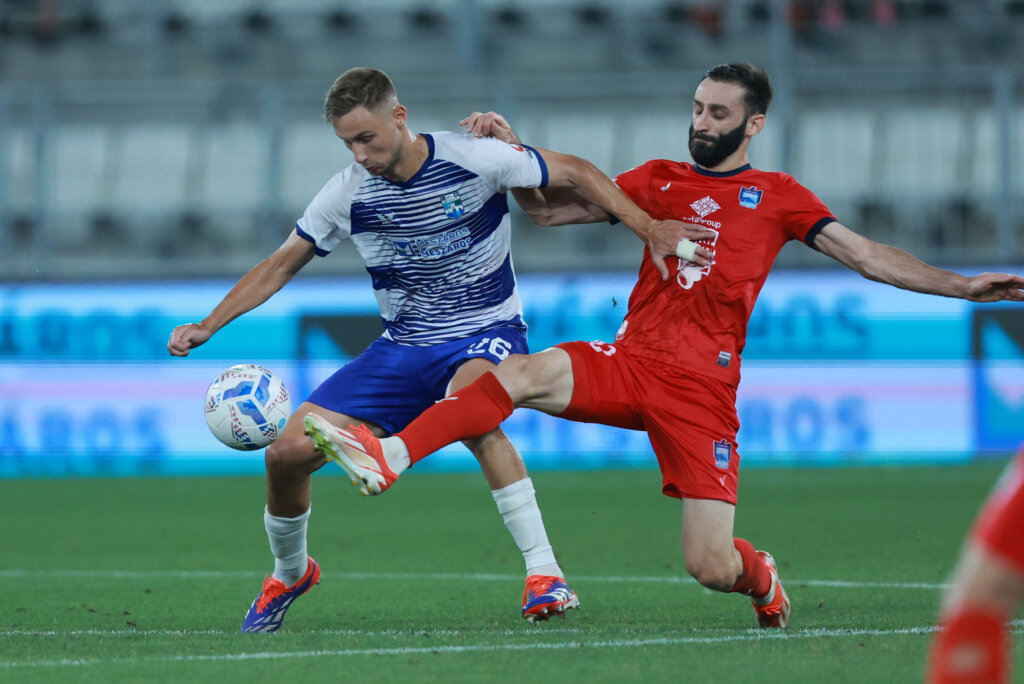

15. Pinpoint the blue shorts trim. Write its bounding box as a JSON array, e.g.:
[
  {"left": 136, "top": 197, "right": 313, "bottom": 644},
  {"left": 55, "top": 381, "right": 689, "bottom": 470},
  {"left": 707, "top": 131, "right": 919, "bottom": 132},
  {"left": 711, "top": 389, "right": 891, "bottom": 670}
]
[{"left": 305, "top": 326, "right": 528, "bottom": 434}]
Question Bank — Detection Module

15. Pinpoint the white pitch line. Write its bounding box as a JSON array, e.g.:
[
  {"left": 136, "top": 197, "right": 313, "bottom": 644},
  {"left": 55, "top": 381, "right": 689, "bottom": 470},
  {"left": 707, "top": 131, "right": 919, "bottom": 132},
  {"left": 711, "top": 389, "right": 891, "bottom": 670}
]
[
  {"left": 0, "top": 569, "right": 951, "bottom": 590},
  {"left": 0, "top": 627, "right": 586, "bottom": 638},
  {"left": 2, "top": 620, "right": 1020, "bottom": 640},
  {"left": 0, "top": 626, "right": 947, "bottom": 669}
]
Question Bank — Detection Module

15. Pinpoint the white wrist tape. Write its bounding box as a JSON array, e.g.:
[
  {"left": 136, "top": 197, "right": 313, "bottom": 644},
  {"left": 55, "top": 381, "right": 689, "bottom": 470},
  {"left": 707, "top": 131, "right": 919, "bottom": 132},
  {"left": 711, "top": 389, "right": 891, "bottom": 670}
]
[{"left": 675, "top": 239, "right": 698, "bottom": 261}]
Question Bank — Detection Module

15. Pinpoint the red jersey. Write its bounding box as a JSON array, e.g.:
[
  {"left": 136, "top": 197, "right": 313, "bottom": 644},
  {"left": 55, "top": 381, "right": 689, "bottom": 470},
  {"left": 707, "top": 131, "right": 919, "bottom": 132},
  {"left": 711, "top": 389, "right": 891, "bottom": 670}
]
[{"left": 613, "top": 160, "right": 836, "bottom": 386}]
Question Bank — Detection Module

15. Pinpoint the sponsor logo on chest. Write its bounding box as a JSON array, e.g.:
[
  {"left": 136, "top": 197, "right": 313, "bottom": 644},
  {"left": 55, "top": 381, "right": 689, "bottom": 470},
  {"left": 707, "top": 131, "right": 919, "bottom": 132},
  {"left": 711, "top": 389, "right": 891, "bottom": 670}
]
[
  {"left": 690, "top": 195, "right": 721, "bottom": 218},
  {"left": 391, "top": 227, "right": 472, "bottom": 259}
]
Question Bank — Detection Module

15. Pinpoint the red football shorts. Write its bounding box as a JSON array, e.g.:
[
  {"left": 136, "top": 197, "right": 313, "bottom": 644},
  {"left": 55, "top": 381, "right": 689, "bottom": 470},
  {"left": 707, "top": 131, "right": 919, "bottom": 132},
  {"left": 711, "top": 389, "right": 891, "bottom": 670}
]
[
  {"left": 971, "top": 447, "right": 1024, "bottom": 573},
  {"left": 556, "top": 340, "right": 741, "bottom": 503}
]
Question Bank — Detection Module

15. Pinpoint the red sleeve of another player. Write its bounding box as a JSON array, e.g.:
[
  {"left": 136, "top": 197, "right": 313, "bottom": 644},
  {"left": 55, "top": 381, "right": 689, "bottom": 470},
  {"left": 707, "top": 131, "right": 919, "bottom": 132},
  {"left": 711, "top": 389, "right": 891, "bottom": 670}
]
[{"left": 780, "top": 175, "right": 838, "bottom": 246}]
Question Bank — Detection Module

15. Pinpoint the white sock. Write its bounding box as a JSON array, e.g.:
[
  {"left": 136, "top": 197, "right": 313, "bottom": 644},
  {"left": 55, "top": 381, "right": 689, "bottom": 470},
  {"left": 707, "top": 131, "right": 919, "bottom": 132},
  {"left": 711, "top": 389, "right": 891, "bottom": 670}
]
[
  {"left": 264, "top": 506, "right": 310, "bottom": 586},
  {"left": 381, "top": 436, "right": 411, "bottom": 475},
  {"left": 492, "top": 478, "right": 563, "bottom": 578}
]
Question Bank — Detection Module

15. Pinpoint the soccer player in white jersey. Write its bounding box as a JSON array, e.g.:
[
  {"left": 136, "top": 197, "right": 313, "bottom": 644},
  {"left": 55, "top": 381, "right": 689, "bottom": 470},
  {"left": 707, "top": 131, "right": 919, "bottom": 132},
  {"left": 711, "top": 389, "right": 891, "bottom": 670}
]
[{"left": 167, "top": 67, "right": 712, "bottom": 632}]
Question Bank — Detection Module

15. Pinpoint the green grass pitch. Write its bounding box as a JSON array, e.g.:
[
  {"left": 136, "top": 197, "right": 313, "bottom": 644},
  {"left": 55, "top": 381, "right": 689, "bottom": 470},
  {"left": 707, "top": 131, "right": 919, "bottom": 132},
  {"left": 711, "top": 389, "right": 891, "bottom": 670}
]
[{"left": 1, "top": 462, "right": 1022, "bottom": 683}]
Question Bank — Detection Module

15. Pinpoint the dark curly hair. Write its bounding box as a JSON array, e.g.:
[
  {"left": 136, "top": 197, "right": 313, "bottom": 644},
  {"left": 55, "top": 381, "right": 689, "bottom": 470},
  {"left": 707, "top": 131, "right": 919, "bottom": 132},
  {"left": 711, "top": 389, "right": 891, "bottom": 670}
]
[{"left": 702, "top": 63, "right": 773, "bottom": 117}]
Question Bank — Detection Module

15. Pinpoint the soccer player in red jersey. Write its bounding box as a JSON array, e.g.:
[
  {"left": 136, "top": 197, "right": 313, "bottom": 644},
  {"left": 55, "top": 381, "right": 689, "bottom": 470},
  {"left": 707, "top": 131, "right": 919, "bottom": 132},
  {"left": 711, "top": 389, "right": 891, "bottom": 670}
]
[
  {"left": 303, "top": 63, "right": 1024, "bottom": 627},
  {"left": 170, "top": 68, "right": 713, "bottom": 630},
  {"left": 926, "top": 446, "right": 1024, "bottom": 684}
]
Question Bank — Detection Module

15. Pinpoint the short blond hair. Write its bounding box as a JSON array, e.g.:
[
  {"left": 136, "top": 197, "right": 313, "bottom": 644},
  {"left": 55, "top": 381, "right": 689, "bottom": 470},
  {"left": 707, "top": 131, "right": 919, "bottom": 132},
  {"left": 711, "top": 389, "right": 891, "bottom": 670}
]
[{"left": 324, "top": 68, "right": 398, "bottom": 122}]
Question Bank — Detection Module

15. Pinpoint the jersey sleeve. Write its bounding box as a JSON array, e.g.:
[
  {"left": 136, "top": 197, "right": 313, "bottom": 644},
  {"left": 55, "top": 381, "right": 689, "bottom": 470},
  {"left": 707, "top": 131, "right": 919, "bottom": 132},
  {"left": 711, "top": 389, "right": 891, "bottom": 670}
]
[
  {"left": 294, "top": 166, "right": 363, "bottom": 256},
  {"left": 613, "top": 162, "right": 658, "bottom": 214},
  {"left": 779, "top": 175, "right": 837, "bottom": 246},
  {"left": 443, "top": 133, "right": 548, "bottom": 192}
]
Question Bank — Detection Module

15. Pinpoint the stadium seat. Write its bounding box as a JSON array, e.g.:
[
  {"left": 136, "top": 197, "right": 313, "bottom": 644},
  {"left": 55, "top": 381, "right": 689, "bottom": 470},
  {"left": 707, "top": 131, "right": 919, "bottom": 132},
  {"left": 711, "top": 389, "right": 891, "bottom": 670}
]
[
  {"left": 110, "top": 124, "right": 192, "bottom": 216},
  {"left": 200, "top": 122, "right": 266, "bottom": 214},
  {"left": 51, "top": 125, "right": 111, "bottom": 245},
  {"left": 793, "top": 108, "right": 875, "bottom": 201},
  {"left": 280, "top": 121, "right": 343, "bottom": 213}
]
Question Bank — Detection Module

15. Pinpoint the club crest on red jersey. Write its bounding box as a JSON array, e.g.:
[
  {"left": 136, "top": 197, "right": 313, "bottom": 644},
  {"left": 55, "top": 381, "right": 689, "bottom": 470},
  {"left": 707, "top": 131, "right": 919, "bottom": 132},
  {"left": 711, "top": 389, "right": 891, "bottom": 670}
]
[
  {"left": 713, "top": 439, "right": 732, "bottom": 469},
  {"left": 739, "top": 186, "right": 763, "bottom": 209}
]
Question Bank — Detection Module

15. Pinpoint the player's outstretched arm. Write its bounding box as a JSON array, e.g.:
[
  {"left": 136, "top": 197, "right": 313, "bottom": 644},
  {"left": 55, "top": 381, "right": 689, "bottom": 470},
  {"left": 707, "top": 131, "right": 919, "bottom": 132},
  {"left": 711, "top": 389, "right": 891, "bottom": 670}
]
[
  {"left": 537, "top": 148, "right": 716, "bottom": 278},
  {"left": 813, "top": 222, "right": 1024, "bottom": 302},
  {"left": 167, "top": 231, "right": 316, "bottom": 357},
  {"left": 460, "top": 111, "right": 607, "bottom": 228},
  {"left": 460, "top": 110, "right": 715, "bottom": 279}
]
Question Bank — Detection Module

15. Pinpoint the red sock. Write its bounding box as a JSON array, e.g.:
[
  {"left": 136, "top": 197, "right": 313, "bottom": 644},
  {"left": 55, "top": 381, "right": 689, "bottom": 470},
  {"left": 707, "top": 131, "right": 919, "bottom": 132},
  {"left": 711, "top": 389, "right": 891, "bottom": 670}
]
[
  {"left": 729, "top": 538, "right": 772, "bottom": 598},
  {"left": 926, "top": 606, "right": 1009, "bottom": 684},
  {"left": 397, "top": 372, "right": 514, "bottom": 466}
]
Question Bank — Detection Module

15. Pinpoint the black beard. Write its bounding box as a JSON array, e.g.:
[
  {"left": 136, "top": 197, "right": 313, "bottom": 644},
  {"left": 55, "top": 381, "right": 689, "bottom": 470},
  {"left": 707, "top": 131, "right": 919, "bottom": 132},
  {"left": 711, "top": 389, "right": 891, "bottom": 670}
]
[{"left": 688, "top": 121, "right": 746, "bottom": 169}]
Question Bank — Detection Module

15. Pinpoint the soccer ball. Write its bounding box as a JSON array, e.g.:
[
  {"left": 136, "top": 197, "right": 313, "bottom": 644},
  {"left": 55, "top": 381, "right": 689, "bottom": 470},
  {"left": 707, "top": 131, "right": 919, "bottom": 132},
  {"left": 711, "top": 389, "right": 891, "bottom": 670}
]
[{"left": 204, "top": 364, "right": 291, "bottom": 450}]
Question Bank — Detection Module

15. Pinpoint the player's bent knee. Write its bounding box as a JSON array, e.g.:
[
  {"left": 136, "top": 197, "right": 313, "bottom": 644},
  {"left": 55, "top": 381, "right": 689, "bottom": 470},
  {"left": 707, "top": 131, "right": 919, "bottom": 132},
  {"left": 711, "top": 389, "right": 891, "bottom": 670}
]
[
  {"left": 496, "top": 352, "right": 561, "bottom": 401},
  {"left": 265, "top": 434, "right": 322, "bottom": 473}
]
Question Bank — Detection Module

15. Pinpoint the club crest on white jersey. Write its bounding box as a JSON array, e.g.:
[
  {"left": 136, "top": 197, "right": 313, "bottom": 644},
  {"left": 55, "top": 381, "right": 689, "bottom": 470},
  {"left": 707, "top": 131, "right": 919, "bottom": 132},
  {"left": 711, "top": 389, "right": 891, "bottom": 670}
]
[{"left": 442, "top": 192, "right": 465, "bottom": 218}]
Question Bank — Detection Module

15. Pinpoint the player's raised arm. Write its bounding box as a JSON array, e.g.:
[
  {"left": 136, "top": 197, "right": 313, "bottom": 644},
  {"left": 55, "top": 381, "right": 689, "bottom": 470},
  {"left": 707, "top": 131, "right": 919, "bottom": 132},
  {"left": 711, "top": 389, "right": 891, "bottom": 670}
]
[
  {"left": 167, "top": 231, "right": 317, "bottom": 357},
  {"left": 536, "top": 147, "right": 716, "bottom": 279},
  {"left": 812, "top": 221, "right": 1024, "bottom": 302},
  {"left": 462, "top": 110, "right": 609, "bottom": 227},
  {"left": 461, "top": 111, "right": 715, "bottom": 280}
]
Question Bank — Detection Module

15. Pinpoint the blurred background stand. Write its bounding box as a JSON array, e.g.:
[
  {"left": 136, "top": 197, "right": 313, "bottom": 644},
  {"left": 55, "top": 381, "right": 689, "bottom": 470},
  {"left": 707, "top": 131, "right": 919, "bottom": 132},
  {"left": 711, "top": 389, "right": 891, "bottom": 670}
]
[{"left": 0, "top": 0, "right": 1020, "bottom": 280}]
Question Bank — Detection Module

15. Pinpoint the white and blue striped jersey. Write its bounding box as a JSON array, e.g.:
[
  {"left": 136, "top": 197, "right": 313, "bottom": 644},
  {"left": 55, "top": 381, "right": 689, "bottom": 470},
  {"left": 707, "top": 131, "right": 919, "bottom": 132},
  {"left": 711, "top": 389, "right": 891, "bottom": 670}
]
[{"left": 295, "top": 131, "right": 549, "bottom": 345}]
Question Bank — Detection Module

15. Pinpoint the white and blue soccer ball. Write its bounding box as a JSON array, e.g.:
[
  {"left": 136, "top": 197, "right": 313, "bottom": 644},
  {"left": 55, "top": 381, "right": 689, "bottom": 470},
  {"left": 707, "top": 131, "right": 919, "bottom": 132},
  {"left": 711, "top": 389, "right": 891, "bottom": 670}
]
[{"left": 204, "top": 364, "right": 291, "bottom": 450}]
